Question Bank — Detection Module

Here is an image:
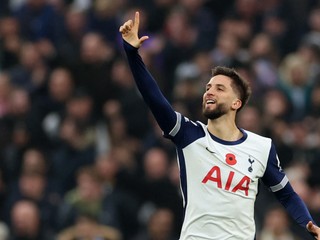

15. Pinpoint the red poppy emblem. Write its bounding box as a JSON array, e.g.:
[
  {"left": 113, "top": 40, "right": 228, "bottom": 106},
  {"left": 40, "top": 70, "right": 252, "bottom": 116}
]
[{"left": 226, "top": 153, "right": 237, "bottom": 165}]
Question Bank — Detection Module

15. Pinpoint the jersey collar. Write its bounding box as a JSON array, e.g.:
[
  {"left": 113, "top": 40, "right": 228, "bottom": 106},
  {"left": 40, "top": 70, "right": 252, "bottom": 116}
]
[{"left": 208, "top": 128, "right": 248, "bottom": 145}]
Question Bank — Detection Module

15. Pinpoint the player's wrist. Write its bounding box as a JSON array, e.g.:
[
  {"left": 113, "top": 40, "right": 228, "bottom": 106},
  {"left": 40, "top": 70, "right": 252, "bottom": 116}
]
[{"left": 123, "top": 40, "right": 139, "bottom": 51}]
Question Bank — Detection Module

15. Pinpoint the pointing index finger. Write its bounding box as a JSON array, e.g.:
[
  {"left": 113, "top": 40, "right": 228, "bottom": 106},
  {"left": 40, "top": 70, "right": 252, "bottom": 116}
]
[{"left": 134, "top": 11, "right": 140, "bottom": 28}]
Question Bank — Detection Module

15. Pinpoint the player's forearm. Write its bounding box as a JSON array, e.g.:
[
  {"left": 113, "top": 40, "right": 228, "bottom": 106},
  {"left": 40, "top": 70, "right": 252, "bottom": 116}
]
[
  {"left": 274, "top": 183, "right": 314, "bottom": 228},
  {"left": 123, "top": 40, "right": 176, "bottom": 133}
]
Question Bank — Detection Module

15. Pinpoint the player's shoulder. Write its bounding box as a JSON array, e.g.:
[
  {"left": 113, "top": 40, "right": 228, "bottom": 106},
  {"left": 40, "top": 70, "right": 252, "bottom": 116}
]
[
  {"left": 170, "top": 113, "right": 206, "bottom": 147},
  {"left": 178, "top": 112, "right": 204, "bottom": 129},
  {"left": 243, "top": 129, "right": 272, "bottom": 145}
]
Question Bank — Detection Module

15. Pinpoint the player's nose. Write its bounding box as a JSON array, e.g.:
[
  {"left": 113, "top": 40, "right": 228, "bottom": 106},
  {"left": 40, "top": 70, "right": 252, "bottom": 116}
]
[{"left": 205, "top": 88, "right": 217, "bottom": 96}]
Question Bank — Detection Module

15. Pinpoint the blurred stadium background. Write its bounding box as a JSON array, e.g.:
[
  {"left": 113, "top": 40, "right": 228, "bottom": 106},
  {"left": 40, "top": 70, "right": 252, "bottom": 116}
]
[{"left": 0, "top": 0, "right": 320, "bottom": 239}]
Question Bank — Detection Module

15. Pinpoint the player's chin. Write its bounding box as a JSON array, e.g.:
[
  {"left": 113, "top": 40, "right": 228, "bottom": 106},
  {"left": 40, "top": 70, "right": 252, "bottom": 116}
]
[{"left": 202, "top": 108, "right": 215, "bottom": 118}]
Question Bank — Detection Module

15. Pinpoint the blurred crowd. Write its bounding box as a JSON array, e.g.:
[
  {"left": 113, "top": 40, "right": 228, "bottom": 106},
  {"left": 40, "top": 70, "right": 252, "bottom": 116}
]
[{"left": 0, "top": 0, "right": 320, "bottom": 239}]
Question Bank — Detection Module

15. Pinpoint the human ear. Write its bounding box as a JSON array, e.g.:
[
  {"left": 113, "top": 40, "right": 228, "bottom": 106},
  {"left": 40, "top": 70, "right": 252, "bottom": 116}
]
[{"left": 231, "top": 99, "right": 242, "bottom": 110}]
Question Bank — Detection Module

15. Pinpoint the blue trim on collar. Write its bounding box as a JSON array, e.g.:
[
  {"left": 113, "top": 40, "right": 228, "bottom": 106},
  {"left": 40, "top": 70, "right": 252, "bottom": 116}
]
[{"left": 208, "top": 128, "right": 248, "bottom": 145}]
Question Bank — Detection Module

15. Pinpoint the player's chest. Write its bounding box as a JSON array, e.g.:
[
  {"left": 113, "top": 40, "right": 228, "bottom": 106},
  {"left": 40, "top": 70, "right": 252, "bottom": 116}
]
[{"left": 182, "top": 140, "right": 267, "bottom": 196}]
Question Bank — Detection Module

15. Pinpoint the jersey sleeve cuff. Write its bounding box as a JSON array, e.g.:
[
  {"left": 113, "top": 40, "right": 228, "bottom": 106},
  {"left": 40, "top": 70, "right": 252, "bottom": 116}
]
[
  {"left": 167, "top": 112, "right": 181, "bottom": 137},
  {"left": 270, "top": 175, "right": 289, "bottom": 192},
  {"left": 123, "top": 40, "right": 139, "bottom": 52}
]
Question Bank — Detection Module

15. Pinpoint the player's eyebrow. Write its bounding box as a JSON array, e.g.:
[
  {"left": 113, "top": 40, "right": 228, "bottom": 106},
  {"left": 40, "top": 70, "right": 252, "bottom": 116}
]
[
  {"left": 206, "top": 83, "right": 227, "bottom": 89},
  {"left": 216, "top": 83, "right": 226, "bottom": 89}
]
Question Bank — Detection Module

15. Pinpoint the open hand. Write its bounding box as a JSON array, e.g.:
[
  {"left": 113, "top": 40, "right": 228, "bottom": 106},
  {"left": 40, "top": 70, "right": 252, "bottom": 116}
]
[
  {"left": 307, "top": 221, "right": 320, "bottom": 239},
  {"left": 119, "top": 11, "right": 149, "bottom": 48}
]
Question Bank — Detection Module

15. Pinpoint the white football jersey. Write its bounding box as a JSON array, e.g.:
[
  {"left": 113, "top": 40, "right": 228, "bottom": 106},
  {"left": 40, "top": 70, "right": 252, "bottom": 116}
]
[
  {"left": 166, "top": 112, "right": 288, "bottom": 240},
  {"left": 123, "top": 41, "right": 313, "bottom": 240}
]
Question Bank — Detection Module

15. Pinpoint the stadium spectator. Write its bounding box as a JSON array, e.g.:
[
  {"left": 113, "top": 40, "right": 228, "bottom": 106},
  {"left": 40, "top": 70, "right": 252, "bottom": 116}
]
[
  {"left": 0, "top": 16, "right": 20, "bottom": 70},
  {"left": 1, "top": 86, "right": 46, "bottom": 181},
  {"left": 55, "top": 6, "right": 87, "bottom": 67},
  {"left": 161, "top": 6, "right": 199, "bottom": 98},
  {"left": 3, "top": 169, "right": 58, "bottom": 232},
  {"left": 110, "top": 58, "right": 151, "bottom": 139},
  {"left": 86, "top": 0, "right": 121, "bottom": 46},
  {"left": 259, "top": 204, "right": 298, "bottom": 240},
  {"left": 237, "top": 105, "right": 263, "bottom": 135},
  {"left": 56, "top": 213, "right": 122, "bottom": 240},
  {"left": 94, "top": 152, "right": 121, "bottom": 190},
  {"left": 12, "top": 0, "right": 64, "bottom": 43},
  {"left": 249, "top": 33, "right": 280, "bottom": 91},
  {"left": 9, "top": 199, "right": 54, "bottom": 240},
  {"left": 172, "top": 61, "right": 203, "bottom": 121},
  {"left": 178, "top": 0, "right": 217, "bottom": 51},
  {"left": 56, "top": 165, "right": 139, "bottom": 239},
  {"left": 133, "top": 147, "right": 182, "bottom": 237},
  {"left": 71, "top": 32, "right": 118, "bottom": 117},
  {"left": 40, "top": 67, "right": 75, "bottom": 146},
  {"left": 210, "top": 29, "right": 244, "bottom": 69},
  {"left": 133, "top": 207, "right": 176, "bottom": 240},
  {"left": 20, "top": 147, "right": 48, "bottom": 176},
  {"left": 49, "top": 115, "right": 95, "bottom": 195},
  {"left": 8, "top": 42, "right": 48, "bottom": 95},
  {"left": 278, "top": 53, "right": 313, "bottom": 121}
]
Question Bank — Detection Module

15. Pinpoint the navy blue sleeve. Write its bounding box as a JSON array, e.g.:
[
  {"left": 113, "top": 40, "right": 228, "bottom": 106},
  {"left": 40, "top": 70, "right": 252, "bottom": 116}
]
[
  {"left": 262, "top": 143, "right": 315, "bottom": 231},
  {"left": 169, "top": 114, "right": 206, "bottom": 148},
  {"left": 273, "top": 184, "right": 314, "bottom": 229},
  {"left": 123, "top": 40, "right": 177, "bottom": 135}
]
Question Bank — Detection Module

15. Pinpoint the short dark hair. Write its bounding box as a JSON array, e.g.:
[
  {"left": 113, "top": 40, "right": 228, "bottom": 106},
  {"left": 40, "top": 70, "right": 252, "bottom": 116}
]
[{"left": 211, "top": 66, "right": 251, "bottom": 112}]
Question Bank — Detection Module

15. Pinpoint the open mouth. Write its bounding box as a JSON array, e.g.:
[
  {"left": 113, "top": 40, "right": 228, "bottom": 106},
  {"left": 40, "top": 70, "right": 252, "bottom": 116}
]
[{"left": 206, "top": 99, "right": 216, "bottom": 105}]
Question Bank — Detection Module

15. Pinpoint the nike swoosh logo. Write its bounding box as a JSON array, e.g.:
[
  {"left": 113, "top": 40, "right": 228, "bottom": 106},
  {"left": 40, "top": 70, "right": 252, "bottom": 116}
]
[{"left": 206, "top": 147, "right": 215, "bottom": 154}]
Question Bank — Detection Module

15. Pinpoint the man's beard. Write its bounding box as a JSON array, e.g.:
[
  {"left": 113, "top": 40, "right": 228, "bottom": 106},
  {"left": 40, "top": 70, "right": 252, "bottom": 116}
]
[{"left": 202, "top": 102, "right": 228, "bottom": 120}]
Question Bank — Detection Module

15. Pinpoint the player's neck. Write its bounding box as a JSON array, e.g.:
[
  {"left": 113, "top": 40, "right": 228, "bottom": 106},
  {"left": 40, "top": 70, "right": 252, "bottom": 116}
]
[{"left": 207, "top": 115, "right": 242, "bottom": 141}]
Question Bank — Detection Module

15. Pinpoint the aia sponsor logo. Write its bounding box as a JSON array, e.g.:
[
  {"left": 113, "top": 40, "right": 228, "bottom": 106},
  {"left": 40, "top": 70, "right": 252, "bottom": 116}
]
[{"left": 202, "top": 165, "right": 250, "bottom": 196}]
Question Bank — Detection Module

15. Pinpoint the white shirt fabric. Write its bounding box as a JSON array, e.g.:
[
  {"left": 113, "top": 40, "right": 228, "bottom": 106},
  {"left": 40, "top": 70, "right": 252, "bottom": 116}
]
[{"left": 166, "top": 112, "right": 288, "bottom": 240}]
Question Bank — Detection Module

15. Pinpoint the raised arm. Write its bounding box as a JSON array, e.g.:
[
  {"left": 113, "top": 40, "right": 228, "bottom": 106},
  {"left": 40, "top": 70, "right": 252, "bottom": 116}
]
[{"left": 119, "top": 12, "right": 177, "bottom": 134}]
